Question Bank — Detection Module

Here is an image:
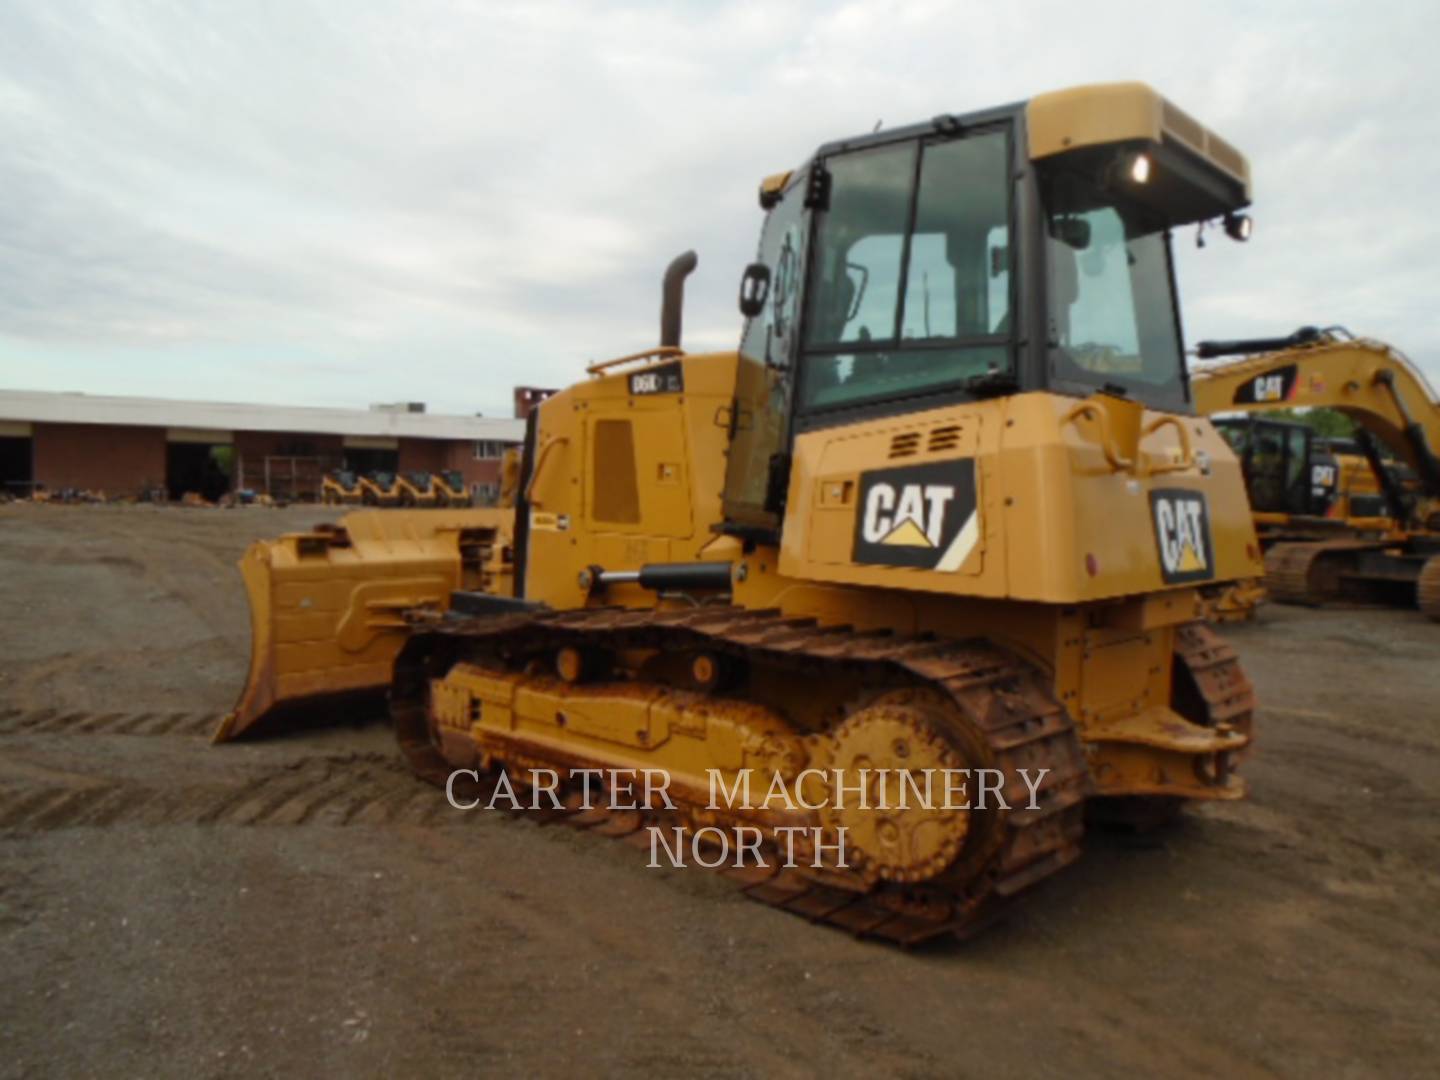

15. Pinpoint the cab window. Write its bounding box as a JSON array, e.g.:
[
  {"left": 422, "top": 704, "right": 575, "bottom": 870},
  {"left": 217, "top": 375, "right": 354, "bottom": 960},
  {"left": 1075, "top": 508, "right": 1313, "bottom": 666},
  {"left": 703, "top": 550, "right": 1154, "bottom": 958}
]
[{"left": 799, "top": 129, "right": 1012, "bottom": 414}]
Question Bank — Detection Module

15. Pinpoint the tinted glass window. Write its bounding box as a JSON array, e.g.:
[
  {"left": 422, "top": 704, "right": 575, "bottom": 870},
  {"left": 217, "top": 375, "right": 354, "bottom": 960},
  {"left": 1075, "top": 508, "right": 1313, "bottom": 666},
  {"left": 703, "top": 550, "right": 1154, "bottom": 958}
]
[
  {"left": 727, "top": 171, "right": 810, "bottom": 525},
  {"left": 1042, "top": 167, "right": 1185, "bottom": 406},
  {"left": 799, "top": 129, "right": 1012, "bottom": 413},
  {"left": 805, "top": 144, "right": 914, "bottom": 347},
  {"left": 901, "top": 135, "right": 1010, "bottom": 341},
  {"left": 739, "top": 172, "right": 809, "bottom": 369}
]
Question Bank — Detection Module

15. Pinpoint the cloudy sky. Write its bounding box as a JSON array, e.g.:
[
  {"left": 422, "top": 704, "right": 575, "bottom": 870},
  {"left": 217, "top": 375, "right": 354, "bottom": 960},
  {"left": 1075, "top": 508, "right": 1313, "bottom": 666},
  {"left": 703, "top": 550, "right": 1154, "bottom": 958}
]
[{"left": 0, "top": 0, "right": 1436, "bottom": 416}]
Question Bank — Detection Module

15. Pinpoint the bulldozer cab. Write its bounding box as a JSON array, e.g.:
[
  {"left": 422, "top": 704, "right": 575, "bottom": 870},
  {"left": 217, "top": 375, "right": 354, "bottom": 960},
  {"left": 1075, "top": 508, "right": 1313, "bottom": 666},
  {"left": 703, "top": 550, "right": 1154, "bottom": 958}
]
[{"left": 721, "top": 85, "right": 1250, "bottom": 534}]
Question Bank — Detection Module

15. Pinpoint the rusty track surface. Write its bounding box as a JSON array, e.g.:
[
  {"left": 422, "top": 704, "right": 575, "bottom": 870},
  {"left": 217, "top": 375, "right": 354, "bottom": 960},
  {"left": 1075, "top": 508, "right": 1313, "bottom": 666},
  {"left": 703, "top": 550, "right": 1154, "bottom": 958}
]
[
  {"left": 392, "top": 605, "right": 1092, "bottom": 945},
  {"left": 1264, "top": 540, "right": 1363, "bottom": 605},
  {"left": 1173, "top": 622, "right": 1256, "bottom": 743}
]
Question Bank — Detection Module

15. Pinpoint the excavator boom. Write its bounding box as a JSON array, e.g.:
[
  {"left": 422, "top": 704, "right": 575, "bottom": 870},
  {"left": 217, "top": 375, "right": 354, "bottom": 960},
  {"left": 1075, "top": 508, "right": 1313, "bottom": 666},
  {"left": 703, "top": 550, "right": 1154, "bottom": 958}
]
[{"left": 1192, "top": 331, "right": 1440, "bottom": 500}]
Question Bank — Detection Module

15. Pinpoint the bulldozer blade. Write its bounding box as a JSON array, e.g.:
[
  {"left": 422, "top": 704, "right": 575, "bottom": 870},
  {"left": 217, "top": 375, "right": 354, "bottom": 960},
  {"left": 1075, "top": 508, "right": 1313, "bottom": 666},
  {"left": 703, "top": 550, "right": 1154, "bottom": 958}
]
[{"left": 214, "top": 507, "right": 514, "bottom": 743}]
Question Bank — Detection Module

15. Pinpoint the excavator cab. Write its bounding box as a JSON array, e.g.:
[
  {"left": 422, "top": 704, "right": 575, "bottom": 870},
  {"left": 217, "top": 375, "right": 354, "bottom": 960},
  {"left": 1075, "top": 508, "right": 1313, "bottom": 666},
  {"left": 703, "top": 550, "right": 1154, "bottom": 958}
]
[{"left": 1214, "top": 415, "right": 1338, "bottom": 519}]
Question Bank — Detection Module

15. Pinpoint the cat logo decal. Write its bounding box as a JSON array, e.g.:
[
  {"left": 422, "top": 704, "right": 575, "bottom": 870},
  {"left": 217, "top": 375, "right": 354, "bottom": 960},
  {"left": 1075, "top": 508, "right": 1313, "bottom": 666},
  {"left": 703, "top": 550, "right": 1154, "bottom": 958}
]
[
  {"left": 1150, "top": 489, "right": 1214, "bottom": 584},
  {"left": 853, "top": 461, "right": 979, "bottom": 571}
]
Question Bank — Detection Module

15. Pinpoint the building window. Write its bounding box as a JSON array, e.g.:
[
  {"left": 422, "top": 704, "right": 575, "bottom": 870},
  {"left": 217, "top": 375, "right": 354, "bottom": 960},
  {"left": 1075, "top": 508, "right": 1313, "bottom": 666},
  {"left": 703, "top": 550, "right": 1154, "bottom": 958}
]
[
  {"left": 471, "top": 481, "right": 500, "bottom": 505},
  {"left": 474, "top": 440, "right": 513, "bottom": 461}
]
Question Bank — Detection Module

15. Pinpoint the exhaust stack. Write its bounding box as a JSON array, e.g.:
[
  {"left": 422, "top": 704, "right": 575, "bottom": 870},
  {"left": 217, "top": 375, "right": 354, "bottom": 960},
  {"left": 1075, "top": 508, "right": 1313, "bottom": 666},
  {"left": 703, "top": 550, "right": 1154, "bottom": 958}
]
[{"left": 660, "top": 250, "right": 698, "bottom": 348}]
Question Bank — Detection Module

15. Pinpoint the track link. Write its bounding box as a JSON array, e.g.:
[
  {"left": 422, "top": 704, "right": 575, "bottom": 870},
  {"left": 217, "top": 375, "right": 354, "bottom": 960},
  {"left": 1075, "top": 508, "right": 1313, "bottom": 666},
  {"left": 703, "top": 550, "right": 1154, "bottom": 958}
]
[
  {"left": 1173, "top": 622, "right": 1256, "bottom": 743},
  {"left": 392, "top": 605, "right": 1090, "bottom": 945},
  {"left": 1264, "top": 540, "right": 1364, "bottom": 605}
]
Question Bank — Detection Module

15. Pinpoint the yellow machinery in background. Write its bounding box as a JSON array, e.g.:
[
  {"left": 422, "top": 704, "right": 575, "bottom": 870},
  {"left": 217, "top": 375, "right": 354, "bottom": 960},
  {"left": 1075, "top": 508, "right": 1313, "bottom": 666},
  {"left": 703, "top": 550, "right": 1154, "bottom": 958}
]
[
  {"left": 396, "top": 472, "right": 442, "bottom": 507},
  {"left": 1192, "top": 330, "right": 1440, "bottom": 617},
  {"left": 319, "top": 470, "right": 363, "bottom": 505},
  {"left": 218, "top": 82, "right": 1264, "bottom": 943},
  {"left": 357, "top": 471, "right": 402, "bottom": 507},
  {"left": 433, "top": 469, "right": 472, "bottom": 507}
]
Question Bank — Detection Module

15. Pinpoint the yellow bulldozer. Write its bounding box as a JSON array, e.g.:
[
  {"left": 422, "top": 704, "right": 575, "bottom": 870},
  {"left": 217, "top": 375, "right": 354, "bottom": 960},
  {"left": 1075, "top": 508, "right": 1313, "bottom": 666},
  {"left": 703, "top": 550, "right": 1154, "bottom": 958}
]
[
  {"left": 1192, "top": 329, "right": 1440, "bottom": 617},
  {"left": 217, "top": 82, "right": 1263, "bottom": 943}
]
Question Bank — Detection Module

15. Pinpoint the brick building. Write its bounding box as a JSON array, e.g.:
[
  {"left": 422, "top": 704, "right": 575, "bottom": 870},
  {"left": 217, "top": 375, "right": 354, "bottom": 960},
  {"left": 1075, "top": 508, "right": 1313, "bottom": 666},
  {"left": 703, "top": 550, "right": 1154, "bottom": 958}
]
[{"left": 0, "top": 390, "right": 526, "bottom": 502}]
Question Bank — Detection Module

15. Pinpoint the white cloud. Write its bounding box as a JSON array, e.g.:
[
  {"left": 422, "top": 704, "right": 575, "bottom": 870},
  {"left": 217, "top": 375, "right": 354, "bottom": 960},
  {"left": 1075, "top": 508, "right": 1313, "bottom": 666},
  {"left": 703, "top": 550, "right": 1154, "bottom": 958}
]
[{"left": 0, "top": 0, "right": 1437, "bottom": 417}]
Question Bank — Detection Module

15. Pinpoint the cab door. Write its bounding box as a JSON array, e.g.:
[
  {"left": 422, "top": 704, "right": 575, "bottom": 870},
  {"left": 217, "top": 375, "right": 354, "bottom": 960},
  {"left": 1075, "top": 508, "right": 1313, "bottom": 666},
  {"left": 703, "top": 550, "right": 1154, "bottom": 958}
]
[{"left": 721, "top": 169, "right": 810, "bottom": 531}]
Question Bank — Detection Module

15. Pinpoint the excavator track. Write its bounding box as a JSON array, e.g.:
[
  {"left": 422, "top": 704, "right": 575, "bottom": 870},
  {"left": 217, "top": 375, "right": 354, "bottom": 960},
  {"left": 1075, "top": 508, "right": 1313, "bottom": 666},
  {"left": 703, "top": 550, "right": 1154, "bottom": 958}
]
[
  {"left": 1264, "top": 540, "right": 1367, "bottom": 605},
  {"left": 391, "top": 606, "right": 1091, "bottom": 945},
  {"left": 1418, "top": 557, "right": 1440, "bottom": 621}
]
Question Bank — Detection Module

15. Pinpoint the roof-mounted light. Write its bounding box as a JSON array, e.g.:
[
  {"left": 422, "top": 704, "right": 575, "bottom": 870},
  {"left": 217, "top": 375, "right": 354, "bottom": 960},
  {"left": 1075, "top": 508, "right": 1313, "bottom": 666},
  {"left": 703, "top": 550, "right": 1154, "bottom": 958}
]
[
  {"left": 1129, "top": 152, "right": 1151, "bottom": 184},
  {"left": 1224, "top": 212, "right": 1253, "bottom": 242}
]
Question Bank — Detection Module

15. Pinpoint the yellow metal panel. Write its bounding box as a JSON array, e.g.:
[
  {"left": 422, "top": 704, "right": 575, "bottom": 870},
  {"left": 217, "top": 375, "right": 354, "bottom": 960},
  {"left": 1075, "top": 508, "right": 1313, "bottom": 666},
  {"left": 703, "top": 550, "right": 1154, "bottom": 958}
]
[
  {"left": 216, "top": 507, "right": 514, "bottom": 740},
  {"left": 1026, "top": 81, "right": 1251, "bottom": 196},
  {"left": 773, "top": 391, "right": 1260, "bottom": 604},
  {"left": 523, "top": 350, "right": 738, "bottom": 609}
]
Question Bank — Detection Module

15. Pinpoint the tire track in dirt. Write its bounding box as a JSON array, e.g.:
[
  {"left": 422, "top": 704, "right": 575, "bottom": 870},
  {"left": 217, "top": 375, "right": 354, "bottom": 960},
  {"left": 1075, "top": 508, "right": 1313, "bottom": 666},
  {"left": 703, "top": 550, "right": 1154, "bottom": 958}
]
[
  {"left": 0, "top": 715, "right": 449, "bottom": 830},
  {"left": 0, "top": 709, "right": 220, "bottom": 737}
]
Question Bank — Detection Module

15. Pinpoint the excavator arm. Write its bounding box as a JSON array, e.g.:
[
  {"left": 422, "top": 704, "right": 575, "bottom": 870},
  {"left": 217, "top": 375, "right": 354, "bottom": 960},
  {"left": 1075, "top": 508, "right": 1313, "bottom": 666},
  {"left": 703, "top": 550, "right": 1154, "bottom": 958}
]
[{"left": 1191, "top": 329, "right": 1440, "bottom": 503}]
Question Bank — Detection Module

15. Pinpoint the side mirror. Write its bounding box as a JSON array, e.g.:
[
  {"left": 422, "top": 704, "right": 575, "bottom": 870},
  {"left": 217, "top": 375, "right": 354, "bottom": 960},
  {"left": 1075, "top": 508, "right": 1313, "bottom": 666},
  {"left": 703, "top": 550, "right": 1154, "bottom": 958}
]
[{"left": 738, "top": 262, "right": 771, "bottom": 318}]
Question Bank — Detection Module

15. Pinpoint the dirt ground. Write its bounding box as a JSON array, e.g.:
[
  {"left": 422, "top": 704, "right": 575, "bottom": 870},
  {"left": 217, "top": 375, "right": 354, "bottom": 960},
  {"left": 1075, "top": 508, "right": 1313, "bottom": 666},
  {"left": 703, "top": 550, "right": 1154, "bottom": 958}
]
[{"left": 1, "top": 503, "right": 1437, "bottom": 1078}]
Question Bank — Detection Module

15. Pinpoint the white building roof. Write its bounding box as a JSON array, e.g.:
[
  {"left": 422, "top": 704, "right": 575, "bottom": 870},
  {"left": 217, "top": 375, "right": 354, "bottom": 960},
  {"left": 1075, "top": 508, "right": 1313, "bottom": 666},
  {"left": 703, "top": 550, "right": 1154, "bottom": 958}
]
[{"left": 0, "top": 388, "right": 524, "bottom": 442}]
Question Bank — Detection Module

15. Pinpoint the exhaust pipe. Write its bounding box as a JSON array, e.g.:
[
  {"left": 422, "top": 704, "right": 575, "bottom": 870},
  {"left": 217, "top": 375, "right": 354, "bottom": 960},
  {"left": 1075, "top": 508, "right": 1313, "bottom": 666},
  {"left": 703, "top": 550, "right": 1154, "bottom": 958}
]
[{"left": 660, "top": 250, "right": 698, "bottom": 348}]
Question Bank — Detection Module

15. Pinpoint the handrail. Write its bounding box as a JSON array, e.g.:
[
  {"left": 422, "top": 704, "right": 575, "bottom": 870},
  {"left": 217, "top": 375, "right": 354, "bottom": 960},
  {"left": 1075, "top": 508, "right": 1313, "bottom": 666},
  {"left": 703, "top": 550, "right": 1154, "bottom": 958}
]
[
  {"left": 523, "top": 436, "right": 569, "bottom": 507},
  {"left": 1064, "top": 403, "right": 1135, "bottom": 472},
  {"left": 1065, "top": 404, "right": 1195, "bottom": 477},
  {"left": 586, "top": 346, "right": 684, "bottom": 376},
  {"left": 1140, "top": 416, "right": 1194, "bottom": 476}
]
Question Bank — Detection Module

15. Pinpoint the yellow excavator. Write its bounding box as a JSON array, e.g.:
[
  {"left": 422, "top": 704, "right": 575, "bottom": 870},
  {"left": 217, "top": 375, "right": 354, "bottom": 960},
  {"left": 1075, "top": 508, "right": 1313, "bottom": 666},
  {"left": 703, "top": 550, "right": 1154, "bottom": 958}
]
[
  {"left": 1192, "top": 329, "right": 1440, "bottom": 617},
  {"left": 217, "top": 82, "right": 1263, "bottom": 943}
]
